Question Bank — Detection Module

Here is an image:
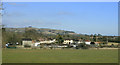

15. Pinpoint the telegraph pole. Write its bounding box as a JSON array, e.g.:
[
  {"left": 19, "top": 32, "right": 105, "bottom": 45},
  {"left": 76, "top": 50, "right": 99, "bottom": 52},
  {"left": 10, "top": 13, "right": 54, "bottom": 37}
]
[{"left": 0, "top": 0, "right": 2, "bottom": 64}]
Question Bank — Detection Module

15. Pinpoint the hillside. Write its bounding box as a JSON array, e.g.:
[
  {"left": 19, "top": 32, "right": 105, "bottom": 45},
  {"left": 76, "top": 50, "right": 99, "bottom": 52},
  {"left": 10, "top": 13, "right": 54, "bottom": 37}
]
[{"left": 5, "top": 27, "right": 77, "bottom": 35}]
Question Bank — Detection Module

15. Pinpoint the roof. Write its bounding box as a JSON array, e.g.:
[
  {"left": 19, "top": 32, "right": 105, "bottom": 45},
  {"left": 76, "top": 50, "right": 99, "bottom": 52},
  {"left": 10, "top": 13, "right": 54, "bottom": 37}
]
[
  {"left": 95, "top": 42, "right": 102, "bottom": 44},
  {"left": 73, "top": 39, "right": 79, "bottom": 41},
  {"left": 85, "top": 40, "right": 90, "bottom": 42}
]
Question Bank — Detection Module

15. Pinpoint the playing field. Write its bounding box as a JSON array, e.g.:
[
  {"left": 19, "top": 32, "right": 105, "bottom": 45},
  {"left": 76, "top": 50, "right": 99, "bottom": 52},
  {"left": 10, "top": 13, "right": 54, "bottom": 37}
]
[{"left": 2, "top": 49, "right": 118, "bottom": 63}]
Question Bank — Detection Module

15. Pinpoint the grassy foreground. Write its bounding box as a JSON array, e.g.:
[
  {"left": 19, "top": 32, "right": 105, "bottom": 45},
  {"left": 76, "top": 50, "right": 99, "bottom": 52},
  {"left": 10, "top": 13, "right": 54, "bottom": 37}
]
[{"left": 2, "top": 49, "right": 118, "bottom": 63}]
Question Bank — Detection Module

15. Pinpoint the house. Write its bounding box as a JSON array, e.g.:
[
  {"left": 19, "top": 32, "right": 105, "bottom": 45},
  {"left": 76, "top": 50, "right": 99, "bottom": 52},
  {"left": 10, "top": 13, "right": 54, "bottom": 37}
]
[
  {"left": 73, "top": 39, "right": 79, "bottom": 43},
  {"left": 107, "top": 42, "right": 119, "bottom": 47},
  {"left": 39, "top": 38, "right": 46, "bottom": 41},
  {"left": 95, "top": 42, "right": 101, "bottom": 44},
  {"left": 78, "top": 41, "right": 83, "bottom": 44},
  {"left": 38, "top": 39, "right": 56, "bottom": 44},
  {"left": 76, "top": 39, "right": 83, "bottom": 44},
  {"left": 85, "top": 40, "right": 91, "bottom": 45},
  {"left": 22, "top": 38, "right": 33, "bottom": 47},
  {"left": 34, "top": 42, "right": 41, "bottom": 47},
  {"left": 63, "top": 39, "right": 74, "bottom": 44}
]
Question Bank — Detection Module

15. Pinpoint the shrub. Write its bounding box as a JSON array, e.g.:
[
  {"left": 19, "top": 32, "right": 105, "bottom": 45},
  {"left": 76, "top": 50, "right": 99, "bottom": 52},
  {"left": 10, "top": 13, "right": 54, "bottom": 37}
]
[{"left": 78, "top": 43, "right": 89, "bottom": 49}]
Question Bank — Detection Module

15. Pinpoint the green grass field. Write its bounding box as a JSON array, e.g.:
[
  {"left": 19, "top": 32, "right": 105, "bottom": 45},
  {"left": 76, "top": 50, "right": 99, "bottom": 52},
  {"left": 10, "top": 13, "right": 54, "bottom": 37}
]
[{"left": 2, "top": 49, "right": 118, "bottom": 63}]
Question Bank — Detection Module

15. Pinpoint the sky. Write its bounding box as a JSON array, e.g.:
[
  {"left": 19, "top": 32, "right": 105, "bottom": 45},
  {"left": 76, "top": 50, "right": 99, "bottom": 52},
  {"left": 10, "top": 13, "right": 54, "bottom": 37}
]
[{"left": 2, "top": 2, "right": 118, "bottom": 36}]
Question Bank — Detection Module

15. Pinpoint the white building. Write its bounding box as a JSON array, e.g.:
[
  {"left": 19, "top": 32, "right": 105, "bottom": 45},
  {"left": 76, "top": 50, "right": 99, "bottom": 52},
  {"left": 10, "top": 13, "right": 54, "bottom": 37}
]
[
  {"left": 63, "top": 39, "right": 74, "bottom": 44},
  {"left": 40, "top": 39, "right": 56, "bottom": 44},
  {"left": 85, "top": 42, "right": 91, "bottom": 45},
  {"left": 34, "top": 42, "right": 41, "bottom": 46},
  {"left": 22, "top": 38, "right": 33, "bottom": 46},
  {"left": 78, "top": 41, "right": 83, "bottom": 44},
  {"left": 34, "top": 39, "right": 56, "bottom": 47}
]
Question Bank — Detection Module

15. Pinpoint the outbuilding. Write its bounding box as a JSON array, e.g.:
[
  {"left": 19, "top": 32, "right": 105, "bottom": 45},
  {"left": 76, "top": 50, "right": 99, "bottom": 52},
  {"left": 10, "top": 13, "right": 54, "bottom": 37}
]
[{"left": 22, "top": 38, "right": 33, "bottom": 47}]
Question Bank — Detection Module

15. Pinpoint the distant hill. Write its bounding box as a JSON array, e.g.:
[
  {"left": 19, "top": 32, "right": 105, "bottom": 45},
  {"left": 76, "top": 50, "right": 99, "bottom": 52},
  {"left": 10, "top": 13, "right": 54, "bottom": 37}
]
[{"left": 5, "top": 27, "right": 77, "bottom": 35}]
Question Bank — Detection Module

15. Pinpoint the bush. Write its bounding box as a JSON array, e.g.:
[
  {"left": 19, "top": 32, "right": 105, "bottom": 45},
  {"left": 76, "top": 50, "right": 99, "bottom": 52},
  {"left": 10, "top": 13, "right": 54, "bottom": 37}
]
[{"left": 78, "top": 43, "right": 89, "bottom": 49}]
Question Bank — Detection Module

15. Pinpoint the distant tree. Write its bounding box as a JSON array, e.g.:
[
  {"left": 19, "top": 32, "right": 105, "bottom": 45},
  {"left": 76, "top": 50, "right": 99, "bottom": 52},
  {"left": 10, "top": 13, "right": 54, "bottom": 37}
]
[
  {"left": 118, "top": 36, "right": 120, "bottom": 43},
  {"left": 56, "top": 34, "right": 64, "bottom": 45},
  {"left": 97, "top": 34, "right": 103, "bottom": 42},
  {"left": 23, "top": 28, "right": 38, "bottom": 40},
  {"left": 102, "top": 36, "right": 108, "bottom": 44},
  {"left": 94, "top": 34, "right": 97, "bottom": 37},
  {"left": 93, "top": 34, "right": 97, "bottom": 42},
  {"left": 78, "top": 42, "right": 89, "bottom": 49},
  {"left": 90, "top": 34, "right": 94, "bottom": 42},
  {"left": 98, "top": 34, "right": 102, "bottom": 37},
  {"left": 28, "top": 26, "right": 32, "bottom": 28}
]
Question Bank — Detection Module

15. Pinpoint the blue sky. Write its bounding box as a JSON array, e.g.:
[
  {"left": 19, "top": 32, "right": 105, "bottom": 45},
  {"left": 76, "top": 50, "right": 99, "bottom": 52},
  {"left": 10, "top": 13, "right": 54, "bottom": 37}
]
[{"left": 3, "top": 2, "right": 118, "bottom": 36}]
